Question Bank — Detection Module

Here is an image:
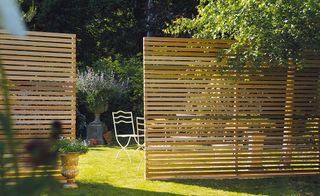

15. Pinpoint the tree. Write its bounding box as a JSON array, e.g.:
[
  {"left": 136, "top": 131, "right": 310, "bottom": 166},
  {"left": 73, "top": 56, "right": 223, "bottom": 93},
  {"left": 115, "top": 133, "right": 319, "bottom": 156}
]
[
  {"left": 165, "top": 0, "right": 320, "bottom": 69},
  {"left": 147, "top": 0, "right": 198, "bottom": 37},
  {"left": 25, "top": 0, "right": 198, "bottom": 67},
  {"left": 27, "top": 0, "right": 148, "bottom": 67}
]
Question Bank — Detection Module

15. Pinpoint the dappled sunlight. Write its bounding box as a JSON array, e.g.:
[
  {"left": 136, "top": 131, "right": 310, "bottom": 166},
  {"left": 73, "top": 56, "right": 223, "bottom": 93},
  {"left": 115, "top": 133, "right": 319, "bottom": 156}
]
[
  {"left": 1, "top": 1, "right": 319, "bottom": 195},
  {"left": 65, "top": 147, "right": 319, "bottom": 195}
]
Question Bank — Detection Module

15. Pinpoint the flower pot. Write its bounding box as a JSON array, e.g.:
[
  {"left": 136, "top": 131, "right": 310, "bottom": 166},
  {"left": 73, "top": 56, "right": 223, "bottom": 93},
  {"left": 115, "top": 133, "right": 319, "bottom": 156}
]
[
  {"left": 60, "top": 153, "right": 80, "bottom": 188},
  {"left": 103, "top": 131, "right": 113, "bottom": 145},
  {"left": 89, "top": 138, "right": 97, "bottom": 145}
]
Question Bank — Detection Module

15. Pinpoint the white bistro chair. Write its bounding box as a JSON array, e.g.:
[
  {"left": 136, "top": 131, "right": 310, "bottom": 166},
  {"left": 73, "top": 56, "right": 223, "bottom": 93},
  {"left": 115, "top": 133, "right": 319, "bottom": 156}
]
[
  {"left": 112, "top": 110, "right": 137, "bottom": 162},
  {"left": 135, "top": 117, "right": 145, "bottom": 150},
  {"left": 135, "top": 116, "right": 145, "bottom": 169}
]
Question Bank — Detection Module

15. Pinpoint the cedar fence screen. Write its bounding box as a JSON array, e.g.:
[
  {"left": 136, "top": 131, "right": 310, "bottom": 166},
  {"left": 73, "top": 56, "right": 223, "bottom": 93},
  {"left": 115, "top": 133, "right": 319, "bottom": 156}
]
[
  {"left": 0, "top": 30, "right": 76, "bottom": 180},
  {"left": 143, "top": 37, "right": 320, "bottom": 179}
]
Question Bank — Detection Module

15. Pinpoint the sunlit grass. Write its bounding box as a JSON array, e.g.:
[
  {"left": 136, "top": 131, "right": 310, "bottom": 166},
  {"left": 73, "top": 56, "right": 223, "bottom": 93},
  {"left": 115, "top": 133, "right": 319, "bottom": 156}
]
[{"left": 62, "top": 146, "right": 319, "bottom": 196}]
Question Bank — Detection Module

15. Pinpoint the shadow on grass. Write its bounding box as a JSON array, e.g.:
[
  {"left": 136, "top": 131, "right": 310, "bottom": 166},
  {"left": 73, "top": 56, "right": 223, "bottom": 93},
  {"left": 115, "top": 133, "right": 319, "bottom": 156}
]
[
  {"left": 62, "top": 182, "right": 179, "bottom": 196},
  {"left": 166, "top": 175, "right": 320, "bottom": 196}
]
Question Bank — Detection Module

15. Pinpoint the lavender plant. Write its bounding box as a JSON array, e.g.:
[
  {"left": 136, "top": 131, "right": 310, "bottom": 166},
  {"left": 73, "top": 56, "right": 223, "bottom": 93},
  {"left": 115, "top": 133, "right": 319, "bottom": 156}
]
[{"left": 77, "top": 68, "right": 126, "bottom": 114}]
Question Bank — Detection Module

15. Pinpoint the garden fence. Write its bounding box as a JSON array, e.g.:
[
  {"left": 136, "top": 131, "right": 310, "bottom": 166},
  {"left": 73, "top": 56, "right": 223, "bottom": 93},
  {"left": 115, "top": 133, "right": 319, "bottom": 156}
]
[
  {"left": 143, "top": 37, "right": 320, "bottom": 179},
  {"left": 0, "top": 30, "right": 76, "bottom": 180}
]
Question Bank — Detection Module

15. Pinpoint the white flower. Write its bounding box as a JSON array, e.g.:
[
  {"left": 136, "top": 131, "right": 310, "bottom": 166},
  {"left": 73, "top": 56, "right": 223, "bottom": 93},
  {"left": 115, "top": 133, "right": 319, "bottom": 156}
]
[{"left": 0, "top": 0, "right": 26, "bottom": 36}]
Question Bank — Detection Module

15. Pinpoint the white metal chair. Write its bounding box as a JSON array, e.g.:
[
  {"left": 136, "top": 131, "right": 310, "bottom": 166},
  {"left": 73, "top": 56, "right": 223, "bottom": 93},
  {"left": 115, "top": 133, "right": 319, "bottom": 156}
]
[
  {"left": 112, "top": 110, "right": 137, "bottom": 162},
  {"left": 135, "top": 117, "right": 145, "bottom": 150},
  {"left": 136, "top": 116, "right": 145, "bottom": 169}
]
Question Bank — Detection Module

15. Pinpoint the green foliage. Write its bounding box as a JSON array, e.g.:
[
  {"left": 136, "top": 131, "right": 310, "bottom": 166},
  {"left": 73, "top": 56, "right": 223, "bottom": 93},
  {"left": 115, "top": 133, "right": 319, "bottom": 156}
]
[
  {"left": 0, "top": 141, "right": 4, "bottom": 189},
  {"left": 123, "top": 56, "right": 144, "bottom": 115},
  {"left": 146, "top": 0, "right": 199, "bottom": 36},
  {"left": 19, "top": 0, "right": 37, "bottom": 22},
  {"left": 26, "top": 0, "right": 198, "bottom": 67},
  {"left": 76, "top": 107, "right": 87, "bottom": 139},
  {"left": 165, "top": 0, "right": 320, "bottom": 69},
  {"left": 92, "top": 54, "right": 143, "bottom": 116},
  {"left": 0, "top": 65, "right": 19, "bottom": 181},
  {"left": 76, "top": 55, "right": 143, "bottom": 134},
  {"left": 29, "top": 0, "right": 147, "bottom": 66},
  {"left": 56, "top": 138, "right": 89, "bottom": 154}
]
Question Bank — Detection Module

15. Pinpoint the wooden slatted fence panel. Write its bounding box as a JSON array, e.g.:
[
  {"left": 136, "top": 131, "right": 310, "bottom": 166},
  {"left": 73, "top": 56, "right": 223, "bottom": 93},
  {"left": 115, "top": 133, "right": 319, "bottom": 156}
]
[
  {"left": 0, "top": 30, "right": 76, "bottom": 180},
  {"left": 143, "top": 37, "right": 320, "bottom": 179}
]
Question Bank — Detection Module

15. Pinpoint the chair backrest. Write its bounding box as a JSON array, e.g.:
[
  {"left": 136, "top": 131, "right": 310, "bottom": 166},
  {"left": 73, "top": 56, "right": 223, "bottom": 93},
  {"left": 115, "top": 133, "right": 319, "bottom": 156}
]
[
  {"left": 136, "top": 117, "right": 144, "bottom": 145},
  {"left": 112, "top": 111, "right": 136, "bottom": 137}
]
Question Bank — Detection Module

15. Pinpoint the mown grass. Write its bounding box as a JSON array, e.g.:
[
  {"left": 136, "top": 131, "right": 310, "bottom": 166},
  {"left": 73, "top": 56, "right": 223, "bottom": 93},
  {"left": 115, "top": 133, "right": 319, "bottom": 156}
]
[{"left": 62, "top": 146, "right": 319, "bottom": 196}]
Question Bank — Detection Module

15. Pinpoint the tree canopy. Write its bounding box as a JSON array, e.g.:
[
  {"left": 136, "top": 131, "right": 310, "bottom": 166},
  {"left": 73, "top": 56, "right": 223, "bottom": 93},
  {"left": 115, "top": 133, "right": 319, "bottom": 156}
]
[
  {"left": 165, "top": 0, "right": 320, "bottom": 69},
  {"left": 24, "top": 0, "right": 198, "bottom": 67}
]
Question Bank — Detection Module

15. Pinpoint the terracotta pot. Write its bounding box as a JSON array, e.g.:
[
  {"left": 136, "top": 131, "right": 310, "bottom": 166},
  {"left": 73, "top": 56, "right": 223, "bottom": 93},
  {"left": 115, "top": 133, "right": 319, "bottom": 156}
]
[
  {"left": 89, "top": 138, "right": 97, "bottom": 145},
  {"left": 103, "top": 131, "right": 113, "bottom": 145},
  {"left": 60, "top": 153, "right": 80, "bottom": 188}
]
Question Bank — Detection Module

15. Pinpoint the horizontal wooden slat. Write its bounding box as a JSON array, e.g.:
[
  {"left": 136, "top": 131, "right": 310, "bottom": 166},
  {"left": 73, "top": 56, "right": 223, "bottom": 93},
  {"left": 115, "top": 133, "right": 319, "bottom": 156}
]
[
  {"left": 0, "top": 50, "right": 72, "bottom": 58},
  {"left": 0, "top": 45, "right": 73, "bottom": 53},
  {"left": 0, "top": 39, "right": 72, "bottom": 48},
  {"left": 0, "top": 34, "right": 73, "bottom": 43},
  {"left": 0, "top": 30, "right": 75, "bottom": 38}
]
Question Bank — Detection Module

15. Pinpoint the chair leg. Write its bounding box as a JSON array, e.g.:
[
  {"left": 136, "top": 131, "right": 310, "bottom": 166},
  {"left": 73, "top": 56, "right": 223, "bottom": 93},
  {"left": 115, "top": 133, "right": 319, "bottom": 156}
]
[
  {"left": 134, "top": 144, "right": 143, "bottom": 155},
  {"left": 115, "top": 136, "right": 132, "bottom": 163},
  {"left": 115, "top": 148, "right": 123, "bottom": 159},
  {"left": 137, "top": 146, "right": 145, "bottom": 170},
  {"left": 124, "top": 148, "right": 132, "bottom": 163},
  {"left": 137, "top": 152, "right": 143, "bottom": 170}
]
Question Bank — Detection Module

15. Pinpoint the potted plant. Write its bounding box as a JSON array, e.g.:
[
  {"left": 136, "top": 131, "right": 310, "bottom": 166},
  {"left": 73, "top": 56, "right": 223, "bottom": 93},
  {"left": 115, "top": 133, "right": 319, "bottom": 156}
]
[
  {"left": 77, "top": 68, "right": 125, "bottom": 144},
  {"left": 56, "top": 138, "right": 89, "bottom": 188}
]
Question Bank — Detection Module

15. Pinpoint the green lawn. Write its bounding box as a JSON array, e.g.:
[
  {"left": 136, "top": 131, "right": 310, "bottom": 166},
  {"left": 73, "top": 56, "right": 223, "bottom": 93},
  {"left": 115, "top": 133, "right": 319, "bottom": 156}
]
[{"left": 62, "top": 146, "right": 319, "bottom": 196}]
